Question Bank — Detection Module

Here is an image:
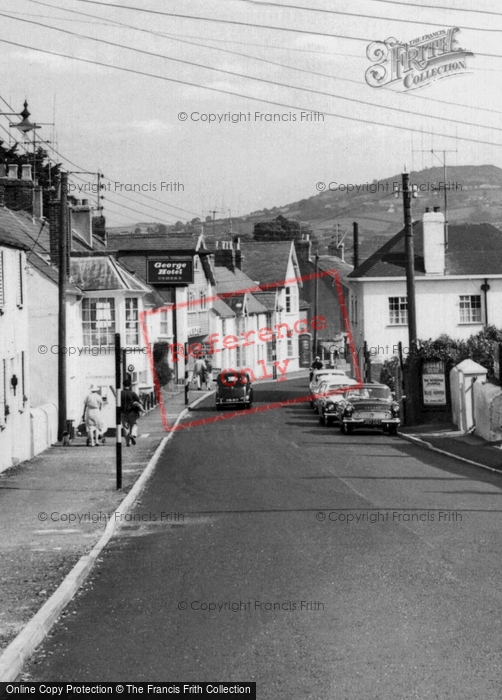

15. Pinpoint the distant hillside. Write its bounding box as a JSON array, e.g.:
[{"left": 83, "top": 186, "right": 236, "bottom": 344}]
[{"left": 107, "top": 165, "right": 502, "bottom": 262}]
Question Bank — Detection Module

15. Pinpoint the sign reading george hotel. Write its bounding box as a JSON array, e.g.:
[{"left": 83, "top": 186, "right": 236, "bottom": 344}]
[{"left": 147, "top": 257, "right": 194, "bottom": 285}]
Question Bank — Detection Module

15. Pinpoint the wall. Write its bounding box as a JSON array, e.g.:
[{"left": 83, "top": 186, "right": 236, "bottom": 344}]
[
  {"left": 0, "top": 246, "right": 31, "bottom": 472},
  {"left": 474, "top": 381, "right": 502, "bottom": 442}
]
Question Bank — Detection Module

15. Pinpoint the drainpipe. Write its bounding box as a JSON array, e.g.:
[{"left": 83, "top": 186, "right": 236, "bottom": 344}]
[{"left": 481, "top": 278, "right": 490, "bottom": 326}]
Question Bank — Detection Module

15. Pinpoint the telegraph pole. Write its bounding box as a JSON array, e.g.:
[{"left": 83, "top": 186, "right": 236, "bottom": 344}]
[
  {"left": 313, "top": 253, "right": 319, "bottom": 357},
  {"left": 58, "top": 171, "right": 68, "bottom": 440},
  {"left": 402, "top": 173, "right": 417, "bottom": 350}
]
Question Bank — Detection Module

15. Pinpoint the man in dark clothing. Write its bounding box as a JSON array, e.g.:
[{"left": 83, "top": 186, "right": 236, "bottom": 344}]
[
  {"left": 310, "top": 356, "right": 323, "bottom": 382},
  {"left": 121, "top": 379, "right": 144, "bottom": 446}
]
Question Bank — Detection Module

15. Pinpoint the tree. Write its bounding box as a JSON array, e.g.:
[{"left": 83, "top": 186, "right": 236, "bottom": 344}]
[{"left": 254, "top": 214, "right": 305, "bottom": 241}]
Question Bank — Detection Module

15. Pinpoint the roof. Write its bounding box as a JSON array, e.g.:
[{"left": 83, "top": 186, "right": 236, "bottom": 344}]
[
  {"left": 252, "top": 291, "right": 279, "bottom": 311},
  {"left": 317, "top": 255, "right": 354, "bottom": 281},
  {"left": 350, "top": 221, "right": 502, "bottom": 278},
  {"left": 210, "top": 297, "right": 235, "bottom": 319},
  {"left": 0, "top": 231, "right": 29, "bottom": 250},
  {"left": 70, "top": 256, "right": 152, "bottom": 292},
  {"left": 213, "top": 266, "right": 268, "bottom": 315},
  {"left": 0, "top": 206, "right": 51, "bottom": 257},
  {"left": 108, "top": 231, "right": 204, "bottom": 252},
  {"left": 239, "top": 241, "right": 296, "bottom": 286}
]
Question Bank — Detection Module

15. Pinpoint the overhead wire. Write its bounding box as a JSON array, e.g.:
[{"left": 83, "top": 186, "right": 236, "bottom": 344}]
[
  {"left": 0, "top": 37, "right": 499, "bottom": 150},
  {"left": 1, "top": 11, "right": 500, "bottom": 135}
]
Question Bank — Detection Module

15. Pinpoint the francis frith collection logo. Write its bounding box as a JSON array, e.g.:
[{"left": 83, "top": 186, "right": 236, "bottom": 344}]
[{"left": 365, "top": 28, "right": 473, "bottom": 91}]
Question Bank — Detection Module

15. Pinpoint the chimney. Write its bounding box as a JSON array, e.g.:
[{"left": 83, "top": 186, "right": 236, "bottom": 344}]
[
  {"left": 33, "top": 186, "right": 43, "bottom": 219},
  {"left": 48, "top": 200, "right": 60, "bottom": 266},
  {"left": 353, "top": 221, "right": 359, "bottom": 269},
  {"left": 1, "top": 163, "right": 34, "bottom": 212},
  {"left": 296, "top": 233, "right": 312, "bottom": 265},
  {"left": 423, "top": 207, "right": 445, "bottom": 275},
  {"left": 214, "top": 240, "right": 237, "bottom": 270},
  {"left": 337, "top": 243, "right": 345, "bottom": 262},
  {"left": 70, "top": 200, "right": 93, "bottom": 246}
]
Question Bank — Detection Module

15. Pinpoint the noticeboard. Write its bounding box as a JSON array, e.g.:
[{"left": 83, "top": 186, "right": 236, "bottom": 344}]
[
  {"left": 298, "top": 333, "right": 312, "bottom": 368},
  {"left": 147, "top": 258, "right": 194, "bottom": 285},
  {"left": 422, "top": 360, "right": 447, "bottom": 405}
]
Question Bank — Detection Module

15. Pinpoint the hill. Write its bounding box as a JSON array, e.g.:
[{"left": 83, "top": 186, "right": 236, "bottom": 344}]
[{"left": 107, "top": 165, "right": 502, "bottom": 262}]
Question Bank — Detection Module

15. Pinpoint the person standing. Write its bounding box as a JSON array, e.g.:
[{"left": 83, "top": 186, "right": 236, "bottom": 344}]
[
  {"left": 121, "top": 379, "right": 145, "bottom": 446},
  {"left": 82, "top": 385, "right": 103, "bottom": 447},
  {"left": 204, "top": 357, "right": 213, "bottom": 390},
  {"left": 193, "top": 357, "right": 207, "bottom": 390}
]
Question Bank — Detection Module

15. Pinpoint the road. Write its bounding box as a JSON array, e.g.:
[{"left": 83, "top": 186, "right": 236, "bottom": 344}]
[{"left": 24, "top": 378, "right": 502, "bottom": 698}]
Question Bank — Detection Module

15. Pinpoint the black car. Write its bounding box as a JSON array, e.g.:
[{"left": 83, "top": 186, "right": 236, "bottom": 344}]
[
  {"left": 215, "top": 370, "right": 253, "bottom": 409},
  {"left": 335, "top": 383, "right": 400, "bottom": 435}
]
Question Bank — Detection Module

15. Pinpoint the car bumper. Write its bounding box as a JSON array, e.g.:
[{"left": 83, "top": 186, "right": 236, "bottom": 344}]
[{"left": 342, "top": 417, "right": 400, "bottom": 427}]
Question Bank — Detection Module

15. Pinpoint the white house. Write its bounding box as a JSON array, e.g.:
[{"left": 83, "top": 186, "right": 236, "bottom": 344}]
[
  {"left": 0, "top": 236, "right": 31, "bottom": 472},
  {"left": 348, "top": 208, "right": 502, "bottom": 364}
]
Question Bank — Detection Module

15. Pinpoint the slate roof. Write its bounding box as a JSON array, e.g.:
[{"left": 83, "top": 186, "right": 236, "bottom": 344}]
[
  {"left": 108, "top": 231, "right": 203, "bottom": 252},
  {"left": 350, "top": 222, "right": 502, "bottom": 278},
  {"left": 0, "top": 207, "right": 51, "bottom": 258},
  {"left": 317, "top": 255, "right": 353, "bottom": 281},
  {"left": 213, "top": 266, "right": 268, "bottom": 315},
  {"left": 210, "top": 297, "right": 235, "bottom": 319},
  {"left": 70, "top": 256, "right": 151, "bottom": 292},
  {"left": 0, "top": 231, "right": 29, "bottom": 250},
  {"left": 239, "top": 241, "right": 297, "bottom": 286},
  {"left": 252, "top": 291, "right": 279, "bottom": 312}
]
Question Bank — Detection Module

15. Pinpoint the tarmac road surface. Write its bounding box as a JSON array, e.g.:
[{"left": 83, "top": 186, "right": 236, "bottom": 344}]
[{"left": 23, "top": 378, "right": 502, "bottom": 698}]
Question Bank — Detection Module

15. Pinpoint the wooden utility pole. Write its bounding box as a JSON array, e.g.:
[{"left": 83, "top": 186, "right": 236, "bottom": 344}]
[
  {"left": 57, "top": 171, "right": 68, "bottom": 441},
  {"left": 402, "top": 173, "right": 417, "bottom": 350},
  {"left": 313, "top": 253, "right": 319, "bottom": 356}
]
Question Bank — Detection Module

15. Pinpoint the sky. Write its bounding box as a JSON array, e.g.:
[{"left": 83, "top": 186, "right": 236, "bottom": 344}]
[{"left": 0, "top": 0, "right": 501, "bottom": 228}]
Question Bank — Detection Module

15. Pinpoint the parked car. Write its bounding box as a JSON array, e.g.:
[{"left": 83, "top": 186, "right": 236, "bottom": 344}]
[
  {"left": 309, "top": 369, "right": 347, "bottom": 408},
  {"left": 335, "top": 384, "right": 400, "bottom": 435},
  {"left": 215, "top": 370, "right": 253, "bottom": 409},
  {"left": 318, "top": 377, "right": 358, "bottom": 425}
]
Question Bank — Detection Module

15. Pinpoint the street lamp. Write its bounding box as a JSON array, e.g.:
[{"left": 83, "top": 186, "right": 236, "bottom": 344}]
[{"left": 8, "top": 101, "right": 41, "bottom": 174}]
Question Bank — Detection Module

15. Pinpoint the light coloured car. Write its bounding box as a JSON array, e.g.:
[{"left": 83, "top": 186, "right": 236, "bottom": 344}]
[
  {"left": 309, "top": 369, "right": 347, "bottom": 408},
  {"left": 316, "top": 377, "right": 359, "bottom": 420}
]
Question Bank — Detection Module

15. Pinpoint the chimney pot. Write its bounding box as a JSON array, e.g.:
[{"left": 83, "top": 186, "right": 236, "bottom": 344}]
[
  {"left": 8, "top": 164, "right": 18, "bottom": 179},
  {"left": 425, "top": 207, "right": 430, "bottom": 213},
  {"left": 433, "top": 206, "right": 440, "bottom": 212},
  {"left": 21, "top": 164, "right": 32, "bottom": 181},
  {"left": 0, "top": 164, "right": 6, "bottom": 178}
]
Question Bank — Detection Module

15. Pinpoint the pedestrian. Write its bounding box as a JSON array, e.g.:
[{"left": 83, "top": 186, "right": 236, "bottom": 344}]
[
  {"left": 204, "top": 357, "right": 213, "bottom": 390},
  {"left": 193, "top": 357, "right": 207, "bottom": 390},
  {"left": 121, "top": 378, "right": 145, "bottom": 447},
  {"left": 310, "top": 356, "right": 323, "bottom": 382},
  {"left": 82, "top": 384, "right": 103, "bottom": 447}
]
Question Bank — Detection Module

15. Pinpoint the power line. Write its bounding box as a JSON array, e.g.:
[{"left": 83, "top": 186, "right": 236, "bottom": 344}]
[
  {"left": 1, "top": 12, "right": 498, "bottom": 135},
  {"left": 23, "top": 0, "right": 502, "bottom": 120},
  {"left": 227, "top": 0, "right": 502, "bottom": 34},
  {"left": 1, "top": 37, "right": 500, "bottom": 149},
  {"left": 370, "top": 0, "right": 502, "bottom": 18},
  {"left": 75, "top": 0, "right": 370, "bottom": 43}
]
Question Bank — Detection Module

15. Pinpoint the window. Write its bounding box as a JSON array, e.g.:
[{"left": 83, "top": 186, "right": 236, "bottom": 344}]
[
  {"left": 285, "top": 287, "right": 291, "bottom": 313},
  {"left": 188, "top": 291, "right": 196, "bottom": 312},
  {"left": 389, "top": 297, "right": 408, "bottom": 325},
  {"left": 16, "top": 251, "right": 23, "bottom": 307},
  {"left": 82, "top": 298, "right": 115, "bottom": 347},
  {"left": 0, "top": 250, "right": 4, "bottom": 311},
  {"left": 459, "top": 295, "right": 482, "bottom": 324},
  {"left": 159, "top": 309, "right": 170, "bottom": 336},
  {"left": 200, "top": 291, "right": 207, "bottom": 310},
  {"left": 287, "top": 339, "right": 294, "bottom": 357},
  {"left": 125, "top": 298, "right": 139, "bottom": 345},
  {"left": 21, "top": 351, "right": 26, "bottom": 406}
]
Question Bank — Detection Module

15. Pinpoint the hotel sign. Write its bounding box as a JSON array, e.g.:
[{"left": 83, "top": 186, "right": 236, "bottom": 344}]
[{"left": 147, "top": 257, "right": 194, "bottom": 285}]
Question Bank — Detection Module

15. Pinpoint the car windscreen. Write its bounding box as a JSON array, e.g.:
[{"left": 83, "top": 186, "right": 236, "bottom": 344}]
[{"left": 345, "top": 386, "right": 391, "bottom": 400}]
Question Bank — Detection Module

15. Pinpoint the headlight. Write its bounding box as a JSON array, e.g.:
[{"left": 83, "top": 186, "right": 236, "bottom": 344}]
[
  {"left": 344, "top": 402, "right": 354, "bottom": 416},
  {"left": 391, "top": 401, "right": 400, "bottom": 416},
  {"left": 326, "top": 401, "right": 335, "bottom": 410}
]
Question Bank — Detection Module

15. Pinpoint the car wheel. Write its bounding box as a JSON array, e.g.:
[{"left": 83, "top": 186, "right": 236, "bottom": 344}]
[
  {"left": 341, "top": 422, "right": 353, "bottom": 435},
  {"left": 388, "top": 424, "right": 398, "bottom": 436},
  {"left": 325, "top": 417, "right": 333, "bottom": 426}
]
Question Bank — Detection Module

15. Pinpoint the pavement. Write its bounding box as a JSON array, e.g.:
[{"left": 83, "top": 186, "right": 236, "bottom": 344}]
[
  {"left": 0, "top": 386, "right": 211, "bottom": 681},
  {"left": 2, "top": 371, "right": 502, "bottom": 681},
  {"left": 399, "top": 423, "right": 502, "bottom": 473}
]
